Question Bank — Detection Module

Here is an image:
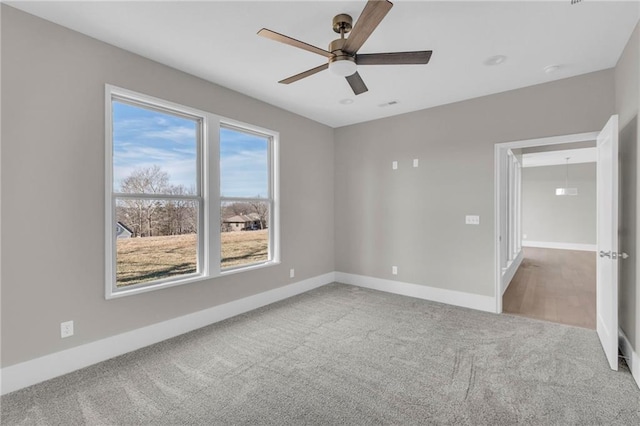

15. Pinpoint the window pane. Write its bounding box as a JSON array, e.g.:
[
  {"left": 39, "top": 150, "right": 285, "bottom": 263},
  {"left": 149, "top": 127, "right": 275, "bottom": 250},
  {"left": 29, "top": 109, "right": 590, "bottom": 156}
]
[
  {"left": 116, "top": 198, "right": 199, "bottom": 287},
  {"left": 113, "top": 101, "right": 198, "bottom": 194},
  {"left": 221, "top": 200, "right": 269, "bottom": 269},
  {"left": 220, "top": 127, "right": 269, "bottom": 198}
]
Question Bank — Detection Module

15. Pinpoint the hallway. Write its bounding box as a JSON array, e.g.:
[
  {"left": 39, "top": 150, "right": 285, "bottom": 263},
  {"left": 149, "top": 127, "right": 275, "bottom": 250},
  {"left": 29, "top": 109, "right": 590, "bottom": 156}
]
[{"left": 503, "top": 247, "right": 596, "bottom": 329}]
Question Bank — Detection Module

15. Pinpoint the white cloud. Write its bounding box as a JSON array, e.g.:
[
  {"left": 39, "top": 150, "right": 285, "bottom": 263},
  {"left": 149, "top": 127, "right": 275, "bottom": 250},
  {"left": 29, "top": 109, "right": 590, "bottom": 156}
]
[{"left": 141, "top": 126, "right": 196, "bottom": 144}]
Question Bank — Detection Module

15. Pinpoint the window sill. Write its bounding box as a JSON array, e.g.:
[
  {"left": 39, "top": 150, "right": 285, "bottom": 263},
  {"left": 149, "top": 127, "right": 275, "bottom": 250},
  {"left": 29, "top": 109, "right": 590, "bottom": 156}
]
[
  {"left": 220, "top": 260, "right": 281, "bottom": 276},
  {"left": 107, "top": 273, "right": 210, "bottom": 299},
  {"left": 106, "top": 260, "right": 281, "bottom": 299}
]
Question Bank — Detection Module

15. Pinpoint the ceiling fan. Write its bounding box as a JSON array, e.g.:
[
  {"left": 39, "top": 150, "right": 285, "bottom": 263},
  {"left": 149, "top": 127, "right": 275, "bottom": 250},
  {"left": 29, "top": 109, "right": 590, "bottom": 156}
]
[{"left": 257, "top": 0, "right": 432, "bottom": 96}]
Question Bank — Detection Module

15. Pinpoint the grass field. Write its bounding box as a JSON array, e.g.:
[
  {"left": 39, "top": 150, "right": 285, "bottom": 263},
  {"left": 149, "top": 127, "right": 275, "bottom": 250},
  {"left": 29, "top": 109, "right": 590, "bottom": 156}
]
[
  {"left": 220, "top": 229, "right": 269, "bottom": 269},
  {"left": 116, "top": 230, "right": 268, "bottom": 287}
]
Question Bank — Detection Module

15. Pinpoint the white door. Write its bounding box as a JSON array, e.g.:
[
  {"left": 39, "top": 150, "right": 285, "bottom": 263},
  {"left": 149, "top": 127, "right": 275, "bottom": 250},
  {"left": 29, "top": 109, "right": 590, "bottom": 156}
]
[{"left": 596, "top": 114, "right": 619, "bottom": 371}]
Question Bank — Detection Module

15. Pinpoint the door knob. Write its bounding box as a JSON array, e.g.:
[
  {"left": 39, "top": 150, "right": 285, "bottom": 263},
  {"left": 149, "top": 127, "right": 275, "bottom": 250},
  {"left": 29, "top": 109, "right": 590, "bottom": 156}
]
[{"left": 599, "top": 250, "right": 611, "bottom": 258}]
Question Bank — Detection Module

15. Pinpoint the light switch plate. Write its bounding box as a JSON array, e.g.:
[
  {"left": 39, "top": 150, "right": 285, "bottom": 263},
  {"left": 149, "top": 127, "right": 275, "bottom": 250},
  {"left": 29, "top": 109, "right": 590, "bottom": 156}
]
[
  {"left": 465, "top": 215, "right": 480, "bottom": 225},
  {"left": 392, "top": 161, "right": 398, "bottom": 170},
  {"left": 413, "top": 159, "right": 419, "bottom": 168}
]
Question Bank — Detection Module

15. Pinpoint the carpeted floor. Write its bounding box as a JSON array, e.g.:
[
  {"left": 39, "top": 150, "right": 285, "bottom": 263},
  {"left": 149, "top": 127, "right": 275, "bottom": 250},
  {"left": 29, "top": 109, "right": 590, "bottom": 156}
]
[{"left": 2, "top": 283, "right": 639, "bottom": 425}]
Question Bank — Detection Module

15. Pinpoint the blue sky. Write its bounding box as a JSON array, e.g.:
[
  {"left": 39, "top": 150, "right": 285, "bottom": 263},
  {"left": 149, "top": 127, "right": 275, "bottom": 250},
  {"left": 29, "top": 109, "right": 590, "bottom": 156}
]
[
  {"left": 113, "top": 101, "right": 197, "bottom": 191},
  {"left": 220, "top": 127, "right": 268, "bottom": 198},
  {"left": 113, "top": 102, "right": 268, "bottom": 198}
]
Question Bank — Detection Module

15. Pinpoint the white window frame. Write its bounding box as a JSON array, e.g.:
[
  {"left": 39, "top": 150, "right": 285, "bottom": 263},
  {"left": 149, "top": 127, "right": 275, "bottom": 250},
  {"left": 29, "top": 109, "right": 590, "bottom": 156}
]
[{"left": 105, "top": 85, "right": 279, "bottom": 299}]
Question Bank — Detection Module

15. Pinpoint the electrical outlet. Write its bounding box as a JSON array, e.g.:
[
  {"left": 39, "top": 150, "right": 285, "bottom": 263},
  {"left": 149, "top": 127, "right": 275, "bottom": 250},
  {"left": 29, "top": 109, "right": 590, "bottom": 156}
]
[
  {"left": 392, "top": 266, "right": 398, "bottom": 275},
  {"left": 289, "top": 268, "right": 295, "bottom": 278},
  {"left": 61, "top": 320, "right": 74, "bottom": 338},
  {"left": 465, "top": 215, "right": 480, "bottom": 225},
  {"left": 523, "top": 234, "right": 527, "bottom": 239}
]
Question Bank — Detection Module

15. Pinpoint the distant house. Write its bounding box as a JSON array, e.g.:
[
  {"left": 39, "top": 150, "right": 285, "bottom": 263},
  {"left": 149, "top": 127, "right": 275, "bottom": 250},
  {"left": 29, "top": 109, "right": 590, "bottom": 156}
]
[
  {"left": 223, "top": 214, "right": 262, "bottom": 231},
  {"left": 116, "top": 222, "right": 133, "bottom": 239}
]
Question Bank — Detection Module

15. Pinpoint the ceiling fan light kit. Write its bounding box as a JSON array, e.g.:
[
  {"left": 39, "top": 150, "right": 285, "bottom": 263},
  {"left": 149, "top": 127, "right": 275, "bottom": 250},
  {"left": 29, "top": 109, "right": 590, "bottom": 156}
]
[
  {"left": 329, "top": 58, "right": 358, "bottom": 77},
  {"left": 257, "top": 0, "right": 432, "bottom": 96}
]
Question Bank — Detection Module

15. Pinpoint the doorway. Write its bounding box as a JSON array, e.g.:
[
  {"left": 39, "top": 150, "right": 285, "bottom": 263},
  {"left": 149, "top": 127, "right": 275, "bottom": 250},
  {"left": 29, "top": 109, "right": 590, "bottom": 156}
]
[
  {"left": 493, "top": 131, "right": 599, "bottom": 314},
  {"left": 494, "top": 117, "right": 621, "bottom": 371},
  {"left": 503, "top": 143, "right": 598, "bottom": 329}
]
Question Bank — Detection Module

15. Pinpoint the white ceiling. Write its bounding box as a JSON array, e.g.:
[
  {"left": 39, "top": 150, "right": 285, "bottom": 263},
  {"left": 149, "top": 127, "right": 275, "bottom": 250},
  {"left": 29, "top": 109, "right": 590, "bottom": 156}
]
[{"left": 8, "top": 1, "right": 640, "bottom": 128}]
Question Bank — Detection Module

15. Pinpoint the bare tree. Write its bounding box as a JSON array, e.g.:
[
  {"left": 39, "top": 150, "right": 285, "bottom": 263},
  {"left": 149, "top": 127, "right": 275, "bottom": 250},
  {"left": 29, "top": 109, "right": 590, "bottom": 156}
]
[
  {"left": 119, "top": 165, "right": 169, "bottom": 237},
  {"left": 161, "top": 185, "right": 197, "bottom": 235},
  {"left": 120, "top": 165, "right": 169, "bottom": 194},
  {"left": 249, "top": 200, "right": 269, "bottom": 229},
  {"left": 229, "top": 202, "right": 251, "bottom": 217}
]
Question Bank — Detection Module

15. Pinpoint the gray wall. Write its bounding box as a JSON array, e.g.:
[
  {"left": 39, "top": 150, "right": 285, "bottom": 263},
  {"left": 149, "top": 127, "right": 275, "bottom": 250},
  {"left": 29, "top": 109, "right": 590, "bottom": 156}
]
[
  {"left": 2, "top": 4, "right": 636, "bottom": 372},
  {"left": 615, "top": 21, "right": 639, "bottom": 356},
  {"left": 0, "top": 6, "right": 335, "bottom": 367},
  {"left": 334, "top": 70, "right": 614, "bottom": 297},
  {"left": 521, "top": 163, "right": 597, "bottom": 245}
]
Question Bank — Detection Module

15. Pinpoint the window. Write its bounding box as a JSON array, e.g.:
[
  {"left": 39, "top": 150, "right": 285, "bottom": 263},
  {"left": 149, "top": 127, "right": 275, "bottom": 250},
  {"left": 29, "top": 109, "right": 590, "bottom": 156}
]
[
  {"left": 106, "top": 86, "right": 278, "bottom": 298},
  {"left": 220, "top": 126, "right": 273, "bottom": 270}
]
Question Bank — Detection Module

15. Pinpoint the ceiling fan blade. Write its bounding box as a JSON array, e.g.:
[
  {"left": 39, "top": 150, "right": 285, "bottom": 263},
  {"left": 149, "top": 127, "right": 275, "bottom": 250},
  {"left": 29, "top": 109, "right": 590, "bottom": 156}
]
[
  {"left": 357, "top": 51, "right": 432, "bottom": 65},
  {"left": 279, "top": 63, "right": 329, "bottom": 84},
  {"left": 345, "top": 72, "right": 369, "bottom": 95},
  {"left": 343, "top": 0, "right": 393, "bottom": 54},
  {"left": 258, "top": 28, "right": 334, "bottom": 58}
]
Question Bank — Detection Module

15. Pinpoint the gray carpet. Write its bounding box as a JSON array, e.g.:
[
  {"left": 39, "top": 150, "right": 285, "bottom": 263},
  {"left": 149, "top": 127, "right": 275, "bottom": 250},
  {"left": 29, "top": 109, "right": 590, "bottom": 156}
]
[{"left": 2, "top": 283, "right": 639, "bottom": 425}]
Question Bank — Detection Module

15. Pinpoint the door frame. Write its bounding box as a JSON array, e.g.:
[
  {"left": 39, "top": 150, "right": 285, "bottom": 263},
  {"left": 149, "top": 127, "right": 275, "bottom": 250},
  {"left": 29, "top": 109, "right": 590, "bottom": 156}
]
[{"left": 494, "top": 131, "right": 599, "bottom": 313}]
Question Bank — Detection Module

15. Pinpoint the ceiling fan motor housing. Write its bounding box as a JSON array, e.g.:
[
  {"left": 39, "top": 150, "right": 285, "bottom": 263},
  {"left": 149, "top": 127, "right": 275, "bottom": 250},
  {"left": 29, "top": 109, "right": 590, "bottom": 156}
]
[{"left": 329, "top": 38, "right": 353, "bottom": 58}]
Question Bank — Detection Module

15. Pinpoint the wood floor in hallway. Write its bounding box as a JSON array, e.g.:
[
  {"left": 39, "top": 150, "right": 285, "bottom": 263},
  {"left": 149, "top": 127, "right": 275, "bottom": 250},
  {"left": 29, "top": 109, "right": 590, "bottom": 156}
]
[{"left": 503, "top": 247, "right": 596, "bottom": 329}]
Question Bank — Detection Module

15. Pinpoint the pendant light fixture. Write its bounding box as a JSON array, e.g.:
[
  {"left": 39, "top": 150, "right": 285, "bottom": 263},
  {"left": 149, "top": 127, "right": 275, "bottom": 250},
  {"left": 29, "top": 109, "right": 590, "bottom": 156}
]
[{"left": 556, "top": 157, "right": 578, "bottom": 196}]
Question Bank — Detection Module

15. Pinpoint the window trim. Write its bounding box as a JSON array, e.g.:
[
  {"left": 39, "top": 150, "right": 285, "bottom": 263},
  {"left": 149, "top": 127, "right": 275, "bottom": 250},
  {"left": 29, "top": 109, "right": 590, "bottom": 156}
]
[{"left": 105, "top": 85, "right": 279, "bottom": 299}]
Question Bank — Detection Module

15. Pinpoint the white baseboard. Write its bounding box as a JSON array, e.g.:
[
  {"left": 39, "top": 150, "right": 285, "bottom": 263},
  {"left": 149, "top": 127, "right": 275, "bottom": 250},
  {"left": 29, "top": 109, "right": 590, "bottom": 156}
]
[
  {"left": 335, "top": 272, "right": 495, "bottom": 313},
  {"left": 501, "top": 250, "right": 524, "bottom": 295},
  {"left": 0, "top": 272, "right": 335, "bottom": 396},
  {"left": 522, "top": 241, "right": 596, "bottom": 252},
  {"left": 619, "top": 328, "right": 640, "bottom": 390}
]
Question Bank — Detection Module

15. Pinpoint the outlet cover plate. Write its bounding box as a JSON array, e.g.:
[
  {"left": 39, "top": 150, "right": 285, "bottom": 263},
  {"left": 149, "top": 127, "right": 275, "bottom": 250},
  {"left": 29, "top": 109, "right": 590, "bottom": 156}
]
[
  {"left": 61, "top": 320, "right": 74, "bottom": 338},
  {"left": 465, "top": 215, "right": 480, "bottom": 225}
]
